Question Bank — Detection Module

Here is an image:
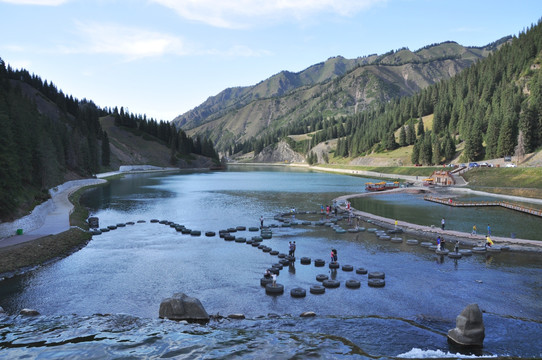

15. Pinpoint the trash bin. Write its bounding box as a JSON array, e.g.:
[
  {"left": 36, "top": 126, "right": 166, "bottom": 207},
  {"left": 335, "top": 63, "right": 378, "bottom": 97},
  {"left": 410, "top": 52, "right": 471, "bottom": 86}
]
[{"left": 16, "top": 229, "right": 23, "bottom": 235}]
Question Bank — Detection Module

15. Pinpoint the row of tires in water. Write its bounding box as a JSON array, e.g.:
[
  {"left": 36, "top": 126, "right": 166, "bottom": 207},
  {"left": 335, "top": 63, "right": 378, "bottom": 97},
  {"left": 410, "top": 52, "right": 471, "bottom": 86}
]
[
  {"left": 88, "top": 216, "right": 386, "bottom": 298},
  {"left": 274, "top": 212, "right": 509, "bottom": 259},
  {"left": 261, "top": 257, "right": 386, "bottom": 297},
  {"left": 89, "top": 219, "right": 267, "bottom": 239}
]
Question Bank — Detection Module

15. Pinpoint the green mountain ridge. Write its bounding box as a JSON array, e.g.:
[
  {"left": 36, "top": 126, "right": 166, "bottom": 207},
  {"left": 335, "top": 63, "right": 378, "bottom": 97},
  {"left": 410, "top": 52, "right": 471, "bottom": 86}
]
[{"left": 173, "top": 39, "right": 510, "bottom": 151}]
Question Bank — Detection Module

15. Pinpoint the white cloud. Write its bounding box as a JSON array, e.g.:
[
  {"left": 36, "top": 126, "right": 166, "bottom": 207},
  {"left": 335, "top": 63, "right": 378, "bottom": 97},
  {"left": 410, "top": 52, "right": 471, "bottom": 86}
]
[
  {"left": 152, "top": 0, "right": 386, "bottom": 28},
  {"left": 0, "top": 0, "right": 68, "bottom": 5},
  {"left": 63, "top": 21, "right": 188, "bottom": 60}
]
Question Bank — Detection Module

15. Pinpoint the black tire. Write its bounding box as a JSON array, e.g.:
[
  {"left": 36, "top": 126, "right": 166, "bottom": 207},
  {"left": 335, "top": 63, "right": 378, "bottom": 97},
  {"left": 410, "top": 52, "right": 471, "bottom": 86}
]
[
  {"left": 252, "top": 242, "right": 260, "bottom": 247},
  {"left": 322, "top": 279, "right": 340, "bottom": 288},
  {"left": 107, "top": 225, "right": 117, "bottom": 230},
  {"left": 355, "top": 267, "right": 368, "bottom": 275},
  {"left": 117, "top": 223, "right": 126, "bottom": 227},
  {"left": 227, "top": 228, "right": 237, "bottom": 233},
  {"left": 137, "top": 220, "right": 146, "bottom": 223},
  {"left": 249, "top": 227, "right": 259, "bottom": 232},
  {"left": 368, "top": 272, "right": 385, "bottom": 279},
  {"left": 448, "top": 252, "right": 462, "bottom": 259},
  {"left": 265, "top": 283, "right": 284, "bottom": 295},
  {"left": 345, "top": 279, "right": 361, "bottom": 289},
  {"left": 258, "top": 244, "right": 265, "bottom": 249},
  {"left": 342, "top": 265, "right": 354, "bottom": 272},
  {"left": 368, "top": 279, "right": 385, "bottom": 288},
  {"left": 270, "top": 250, "right": 279, "bottom": 256},
  {"left": 272, "top": 263, "right": 283, "bottom": 270},
  {"left": 205, "top": 231, "right": 215, "bottom": 237},
  {"left": 290, "top": 287, "right": 306, "bottom": 298},
  {"left": 260, "top": 277, "right": 273, "bottom": 287},
  {"left": 224, "top": 235, "right": 235, "bottom": 241},
  {"left": 182, "top": 228, "right": 191, "bottom": 234},
  {"left": 252, "top": 236, "right": 263, "bottom": 242},
  {"left": 236, "top": 226, "right": 246, "bottom": 231},
  {"left": 278, "top": 253, "right": 286, "bottom": 258},
  {"left": 235, "top": 237, "right": 246, "bottom": 243},
  {"left": 316, "top": 274, "right": 329, "bottom": 282},
  {"left": 262, "top": 247, "right": 271, "bottom": 253},
  {"left": 310, "top": 285, "right": 325, "bottom": 294},
  {"left": 269, "top": 268, "right": 279, "bottom": 275},
  {"left": 150, "top": 219, "right": 159, "bottom": 223},
  {"left": 329, "top": 262, "right": 339, "bottom": 269},
  {"left": 279, "top": 259, "right": 290, "bottom": 266},
  {"left": 406, "top": 239, "right": 419, "bottom": 245},
  {"left": 314, "top": 259, "right": 325, "bottom": 267},
  {"left": 300, "top": 257, "right": 311, "bottom": 265},
  {"left": 190, "top": 230, "right": 201, "bottom": 236}
]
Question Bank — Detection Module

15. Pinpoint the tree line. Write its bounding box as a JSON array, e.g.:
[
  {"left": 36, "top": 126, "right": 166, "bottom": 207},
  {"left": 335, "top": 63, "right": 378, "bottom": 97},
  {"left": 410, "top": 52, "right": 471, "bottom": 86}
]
[
  {"left": 0, "top": 59, "right": 219, "bottom": 220},
  {"left": 234, "top": 19, "right": 542, "bottom": 165}
]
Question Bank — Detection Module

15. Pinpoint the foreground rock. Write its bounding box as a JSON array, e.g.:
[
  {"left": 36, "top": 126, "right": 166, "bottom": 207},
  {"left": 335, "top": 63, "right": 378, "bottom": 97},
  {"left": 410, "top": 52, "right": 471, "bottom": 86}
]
[
  {"left": 447, "top": 303, "right": 485, "bottom": 347},
  {"left": 159, "top": 293, "right": 209, "bottom": 322},
  {"left": 20, "top": 308, "right": 40, "bottom": 316}
]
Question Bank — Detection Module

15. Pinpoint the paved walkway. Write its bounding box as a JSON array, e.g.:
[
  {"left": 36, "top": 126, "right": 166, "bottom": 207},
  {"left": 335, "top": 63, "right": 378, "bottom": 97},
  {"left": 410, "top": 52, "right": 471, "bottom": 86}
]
[{"left": 0, "top": 179, "right": 106, "bottom": 248}]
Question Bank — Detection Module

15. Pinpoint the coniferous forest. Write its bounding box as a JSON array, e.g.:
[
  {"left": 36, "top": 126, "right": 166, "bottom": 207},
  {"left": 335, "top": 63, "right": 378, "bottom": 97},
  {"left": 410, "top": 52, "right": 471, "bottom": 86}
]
[
  {"left": 0, "top": 59, "right": 218, "bottom": 221},
  {"left": 232, "top": 20, "right": 542, "bottom": 165}
]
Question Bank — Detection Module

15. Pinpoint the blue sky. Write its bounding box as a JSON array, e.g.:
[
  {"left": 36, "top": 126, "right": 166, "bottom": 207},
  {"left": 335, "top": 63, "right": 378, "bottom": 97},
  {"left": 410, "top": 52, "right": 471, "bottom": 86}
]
[{"left": 1, "top": 0, "right": 540, "bottom": 121}]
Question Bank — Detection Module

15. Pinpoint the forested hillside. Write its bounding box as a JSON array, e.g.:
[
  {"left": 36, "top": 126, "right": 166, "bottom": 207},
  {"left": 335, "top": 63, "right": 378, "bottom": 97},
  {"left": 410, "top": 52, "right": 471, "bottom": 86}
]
[
  {"left": 174, "top": 39, "right": 508, "bottom": 152},
  {"left": 0, "top": 59, "right": 218, "bottom": 221},
  {"left": 232, "top": 20, "right": 542, "bottom": 165}
]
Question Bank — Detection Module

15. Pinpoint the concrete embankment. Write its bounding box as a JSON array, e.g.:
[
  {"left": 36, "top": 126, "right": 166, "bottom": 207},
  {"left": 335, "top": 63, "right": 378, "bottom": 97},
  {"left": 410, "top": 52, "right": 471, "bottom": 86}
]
[{"left": 334, "top": 188, "right": 542, "bottom": 253}]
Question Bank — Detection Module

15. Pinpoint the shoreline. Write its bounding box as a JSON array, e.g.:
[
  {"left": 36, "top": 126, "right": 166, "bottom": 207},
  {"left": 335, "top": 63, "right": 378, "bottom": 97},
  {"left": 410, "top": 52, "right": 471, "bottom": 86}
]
[{"left": 333, "top": 188, "right": 542, "bottom": 253}]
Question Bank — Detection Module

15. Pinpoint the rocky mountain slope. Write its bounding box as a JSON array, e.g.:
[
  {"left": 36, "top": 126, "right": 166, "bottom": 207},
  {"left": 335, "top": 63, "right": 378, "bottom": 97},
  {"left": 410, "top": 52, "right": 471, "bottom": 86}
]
[{"left": 173, "top": 39, "right": 509, "bottom": 151}]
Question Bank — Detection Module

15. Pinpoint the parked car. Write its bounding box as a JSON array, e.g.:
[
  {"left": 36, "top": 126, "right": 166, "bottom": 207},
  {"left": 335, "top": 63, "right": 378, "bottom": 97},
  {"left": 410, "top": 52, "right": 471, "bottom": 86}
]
[
  {"left": 504, "top": 155, "right": 512, "bottom": 162},
  {"left": 506, "top": 163, "right": 517, "bottom": 167},
  {"left": 468, "top": 162, "right": 479, "bottom": 168},
  {"left": 479, "top": 162, "right": 493, "bottom": 167}
]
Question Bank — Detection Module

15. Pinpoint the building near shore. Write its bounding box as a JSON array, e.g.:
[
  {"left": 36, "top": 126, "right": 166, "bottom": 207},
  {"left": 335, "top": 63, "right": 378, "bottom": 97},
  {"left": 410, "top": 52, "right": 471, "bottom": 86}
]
[{"left": 430, "top": 170, "right": 455, "bottom": 186}]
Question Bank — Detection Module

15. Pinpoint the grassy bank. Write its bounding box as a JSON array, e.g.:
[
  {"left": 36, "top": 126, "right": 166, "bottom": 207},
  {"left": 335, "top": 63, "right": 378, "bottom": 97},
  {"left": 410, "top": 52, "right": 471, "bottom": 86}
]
[
  {"left": 312, "top": 164, "right": 441, "bottom": 177},
  {"left": 0, "top": 186, "right": 95, "bottom": 277},
  {"left": 464, "top": 168, "right": 542, "bottom": 199}
]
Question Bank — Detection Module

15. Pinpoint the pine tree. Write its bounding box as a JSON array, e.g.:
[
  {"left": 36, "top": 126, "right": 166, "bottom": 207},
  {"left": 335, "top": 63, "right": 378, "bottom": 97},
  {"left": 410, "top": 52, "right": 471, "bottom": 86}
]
[
  {"left": 101, "top": 131, "right": 110, "bottom": 167},
  {"left": 417, "top": 117, "right": 425, "bottom": 137},
  {"left": 399, "top": 126, "right": 407, "bottom": 147}
]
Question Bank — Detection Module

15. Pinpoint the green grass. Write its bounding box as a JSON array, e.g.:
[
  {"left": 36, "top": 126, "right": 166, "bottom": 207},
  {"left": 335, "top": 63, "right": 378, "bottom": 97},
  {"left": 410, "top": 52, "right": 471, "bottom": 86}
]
[
  {"left": 314, "top": 164, "right": 440, "bottom": 177},
  {"left": 463, "top": 168, "right": 542, "bottom": 199}
]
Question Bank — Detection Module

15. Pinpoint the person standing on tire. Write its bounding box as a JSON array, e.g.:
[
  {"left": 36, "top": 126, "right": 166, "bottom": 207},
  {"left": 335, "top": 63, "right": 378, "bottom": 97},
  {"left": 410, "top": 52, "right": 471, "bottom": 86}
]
[
  {"left": 272, "top": 273, "right": 277, "bottom": 287},
  {"left": 292, "top": 241, "right": 296, "bottom": 257},
  {"left": 260, "top": 216, "right": 264, "bottom": 229},
  {"left": 441, "top": 218, "right": 445, "bottom": 230}
]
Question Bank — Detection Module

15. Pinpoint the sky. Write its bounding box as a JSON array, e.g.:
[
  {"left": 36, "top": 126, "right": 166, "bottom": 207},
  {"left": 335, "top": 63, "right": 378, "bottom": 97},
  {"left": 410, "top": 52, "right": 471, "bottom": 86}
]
[{"left": 1, "top": 1, "right": 541, "bottom": 122}]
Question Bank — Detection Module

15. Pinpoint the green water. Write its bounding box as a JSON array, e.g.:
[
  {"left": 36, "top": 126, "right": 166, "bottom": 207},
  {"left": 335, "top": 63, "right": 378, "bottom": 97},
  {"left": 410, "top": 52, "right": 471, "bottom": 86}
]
[{"left": 350, "top": 192, "right": 542, "bottom": 240}]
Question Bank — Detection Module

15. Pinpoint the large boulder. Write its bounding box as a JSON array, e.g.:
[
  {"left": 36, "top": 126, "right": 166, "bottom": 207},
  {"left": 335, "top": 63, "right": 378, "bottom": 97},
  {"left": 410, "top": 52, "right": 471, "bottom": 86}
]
[
  {"left": 159, "top": 293, "right": 209, "bottom": 322},
  {"left": 447, "top": 303, "right": 485, "bottom": 347}
]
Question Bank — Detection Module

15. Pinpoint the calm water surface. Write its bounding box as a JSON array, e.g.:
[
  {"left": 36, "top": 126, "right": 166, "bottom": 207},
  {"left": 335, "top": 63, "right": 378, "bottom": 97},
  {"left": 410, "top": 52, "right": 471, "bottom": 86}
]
[{"left": 1, "top": 166, "right": 541, "bottom": 359}]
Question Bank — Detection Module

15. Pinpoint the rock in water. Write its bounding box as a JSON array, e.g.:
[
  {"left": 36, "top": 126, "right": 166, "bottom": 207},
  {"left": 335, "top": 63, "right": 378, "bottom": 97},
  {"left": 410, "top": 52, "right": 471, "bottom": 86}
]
[
  {"left": 159, "top": 293, "right": 209, "bottom": 322},
  {"left": 447, "top": 303, "right": 485, "bottom": 347}
]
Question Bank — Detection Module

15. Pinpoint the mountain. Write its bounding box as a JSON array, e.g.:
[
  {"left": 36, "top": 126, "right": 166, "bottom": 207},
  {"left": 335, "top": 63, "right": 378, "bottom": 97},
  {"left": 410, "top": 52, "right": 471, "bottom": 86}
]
[{"left": 173, "top": 39, "right": 509, "bottom": 151}]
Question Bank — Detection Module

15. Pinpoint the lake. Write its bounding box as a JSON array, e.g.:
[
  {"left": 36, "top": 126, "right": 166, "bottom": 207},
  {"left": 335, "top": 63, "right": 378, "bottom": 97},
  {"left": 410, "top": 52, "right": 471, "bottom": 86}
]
[{"left": 1, "top": 166, "right": 541, "bottom": 359}]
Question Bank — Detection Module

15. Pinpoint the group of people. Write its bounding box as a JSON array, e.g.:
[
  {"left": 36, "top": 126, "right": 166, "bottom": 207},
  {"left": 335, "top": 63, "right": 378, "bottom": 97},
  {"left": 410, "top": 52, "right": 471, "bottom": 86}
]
[
  {"left": 288, "top": 241, "right": 296, "bottom": 257},
  {"left": 321, "top": 203, "right": 338, "bottom": 216},
  {"left": 330, "top": 248, "right": 338, "bottom": 263}
]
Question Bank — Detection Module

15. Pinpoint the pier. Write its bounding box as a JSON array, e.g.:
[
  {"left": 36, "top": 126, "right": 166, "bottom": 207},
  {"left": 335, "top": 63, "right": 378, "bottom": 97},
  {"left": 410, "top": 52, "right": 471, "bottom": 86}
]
[{"left": 424, "top": 196, "right": 542, "bottom": 217}]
